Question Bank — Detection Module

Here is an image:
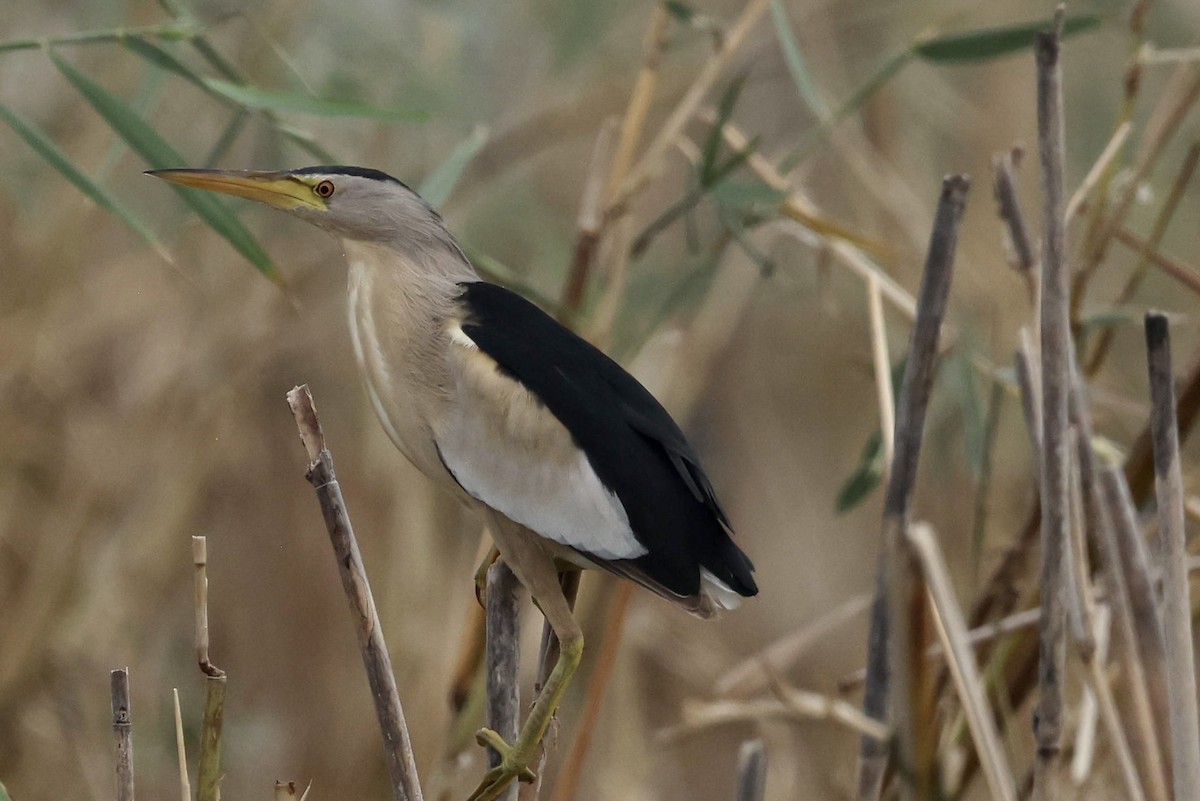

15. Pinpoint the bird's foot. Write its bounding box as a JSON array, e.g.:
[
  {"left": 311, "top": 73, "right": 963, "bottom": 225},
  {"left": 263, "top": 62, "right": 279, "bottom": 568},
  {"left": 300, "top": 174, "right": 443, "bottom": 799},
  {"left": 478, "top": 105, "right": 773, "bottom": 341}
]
[{"left": 469, "top": 728, "right": 538, "bottom": 801}]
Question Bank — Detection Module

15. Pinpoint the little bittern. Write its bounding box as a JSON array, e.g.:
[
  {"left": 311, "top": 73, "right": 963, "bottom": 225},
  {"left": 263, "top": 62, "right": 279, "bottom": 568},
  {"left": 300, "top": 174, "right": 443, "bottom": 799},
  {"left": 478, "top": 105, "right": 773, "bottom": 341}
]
[{"left": 149, "top": 166, "right": 757, "bottom": 801}]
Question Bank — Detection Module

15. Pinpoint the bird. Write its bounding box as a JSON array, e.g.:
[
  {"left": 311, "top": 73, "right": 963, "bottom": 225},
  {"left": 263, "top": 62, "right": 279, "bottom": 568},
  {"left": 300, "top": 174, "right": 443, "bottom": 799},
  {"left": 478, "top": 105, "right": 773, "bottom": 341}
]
[{"left": 148, "top": 165, "right": 757, "bottom": 800}]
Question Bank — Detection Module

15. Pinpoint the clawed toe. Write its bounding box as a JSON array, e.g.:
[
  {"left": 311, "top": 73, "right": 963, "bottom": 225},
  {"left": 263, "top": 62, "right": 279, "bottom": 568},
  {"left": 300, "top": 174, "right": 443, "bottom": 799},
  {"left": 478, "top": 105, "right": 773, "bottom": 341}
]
[{"left": 468, "top": 728, "right": 537, "bottom": 800}]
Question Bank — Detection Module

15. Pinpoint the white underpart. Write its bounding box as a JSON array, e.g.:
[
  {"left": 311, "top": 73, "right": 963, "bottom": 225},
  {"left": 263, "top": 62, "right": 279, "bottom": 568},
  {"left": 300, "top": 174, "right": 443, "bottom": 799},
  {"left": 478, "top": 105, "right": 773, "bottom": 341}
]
[
  {"left": 436, "top": 324, "right": 647, "bottom": 562},
  {"left": 701, "top": 569, "right": 742, "bottom": 610}
]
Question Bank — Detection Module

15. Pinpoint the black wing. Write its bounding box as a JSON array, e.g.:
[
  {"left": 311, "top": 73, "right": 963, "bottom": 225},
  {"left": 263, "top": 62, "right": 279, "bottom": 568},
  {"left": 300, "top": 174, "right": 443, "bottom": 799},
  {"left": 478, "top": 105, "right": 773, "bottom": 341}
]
[{"left": 457, "top": 281, "right": 756, "bottom": 599}]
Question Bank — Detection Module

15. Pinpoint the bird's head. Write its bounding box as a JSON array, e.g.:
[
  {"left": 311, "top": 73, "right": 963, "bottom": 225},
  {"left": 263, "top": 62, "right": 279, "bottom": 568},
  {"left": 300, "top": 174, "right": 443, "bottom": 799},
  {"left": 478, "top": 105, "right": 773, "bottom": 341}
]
[{"left": 147, "top": 166, "right": 448, "bottom": 246}]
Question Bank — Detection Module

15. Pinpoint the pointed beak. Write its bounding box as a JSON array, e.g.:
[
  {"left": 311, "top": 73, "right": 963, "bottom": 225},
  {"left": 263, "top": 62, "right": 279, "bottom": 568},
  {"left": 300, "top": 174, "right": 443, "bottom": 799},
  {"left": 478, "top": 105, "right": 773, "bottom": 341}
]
[{"left": 146, "top": 168, "right": 325, "bottom": 210}]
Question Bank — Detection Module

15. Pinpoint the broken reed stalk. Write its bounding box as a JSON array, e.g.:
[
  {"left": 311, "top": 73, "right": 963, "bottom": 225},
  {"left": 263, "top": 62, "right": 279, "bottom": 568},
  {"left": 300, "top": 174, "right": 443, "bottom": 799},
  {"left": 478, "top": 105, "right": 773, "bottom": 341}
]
[
  {"left": 992, "top": 147, "right": 1037, "bottom": 295},
  {"left": 1145, "top": 311, "right": 1200, "bottom": 800},
  {"left": 286, "top": 384, "right": 424, "bottom": 801},
  {"left": 111, "top": 668, "right": 134, "bottom": 801},
  {"left": 192, "top": 536, "right": 226, "bottom": 801},
  {"left": 855, "top": 174, "right": 969, "bottom": 801},
  {"left": 484, "top": 560, "right": 521, "bottom": 801},
  {"left": 1033, "top": 14, "right": 1069, "bottom": 800},
  {"left": 736, "top": 739, "right": 767, "bottom": 801}
]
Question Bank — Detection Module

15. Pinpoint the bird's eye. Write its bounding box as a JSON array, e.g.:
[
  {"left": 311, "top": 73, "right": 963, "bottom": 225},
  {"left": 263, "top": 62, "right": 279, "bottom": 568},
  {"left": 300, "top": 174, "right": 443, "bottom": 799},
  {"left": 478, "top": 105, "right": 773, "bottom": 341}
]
[{"left": 314, "top": 180, "right": 335, "bottom": 198}]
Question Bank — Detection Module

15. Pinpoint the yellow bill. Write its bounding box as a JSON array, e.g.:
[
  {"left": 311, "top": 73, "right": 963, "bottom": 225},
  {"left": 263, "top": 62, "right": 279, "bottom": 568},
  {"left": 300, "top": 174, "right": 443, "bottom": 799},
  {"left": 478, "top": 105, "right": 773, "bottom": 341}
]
[{"left": 146, "top": 168, "right": 327, "bottom": 211}]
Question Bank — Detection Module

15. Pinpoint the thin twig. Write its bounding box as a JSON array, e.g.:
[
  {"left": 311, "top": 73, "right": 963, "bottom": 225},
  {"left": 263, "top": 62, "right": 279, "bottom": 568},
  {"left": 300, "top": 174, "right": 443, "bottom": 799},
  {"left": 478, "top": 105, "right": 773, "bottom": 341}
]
[
  {"left": 485, "top": 560, "right": 521, "bottom": 801},
  {"left": 1109, "top": 222, "right": 1200, "bottom": 296},
  {"left": 660, "top": 690, "right": 891, "bottom": 744},
  {"left": 856, "top": 174, "right": 969, "bottom": 801},
  {"left": 1080, "top": 68, "right": 1200, "bottom": 305},
  {"left": 110, "top": 668, "right": 134, "bottom": 801},
  {"left": 1033, "top": 14, "right": 1069, "bottom": 798},
  {"left": 615, "top": 0, "right": 771, "bottom": 206},
  {"left": 908, "top": 523, "right": 1018, "bottom": 801},
  {"left": 736, "top": 739, "right": 767, "bottom": 801},
  {"left": 1145, "top": 311, "right": 1200, "bottom": 800},
  {"left": 867, "top": 274, "right": 896, "bottom": 476},
  {"left": 1085, "top": 142, "right": 1200, "bottom": 373},
  {"left": 1065, "top": 121, "right": 1131, "bottom": 221},
  {"left": 287, "top": 384, "right": 423, "bottom": 801},
  {"left": 716, "top": 594, "right": 872, "bottom": 698},
  {"left": 172, "top": 689, "right": 190, "bottom": 801}
]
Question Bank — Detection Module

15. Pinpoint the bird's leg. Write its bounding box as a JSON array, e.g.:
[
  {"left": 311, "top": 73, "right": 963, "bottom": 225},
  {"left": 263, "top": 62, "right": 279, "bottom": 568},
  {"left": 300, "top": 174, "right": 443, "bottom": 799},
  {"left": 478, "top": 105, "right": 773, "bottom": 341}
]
[{"left": 469, "top": 594, "right": 583, "bottom": 801}]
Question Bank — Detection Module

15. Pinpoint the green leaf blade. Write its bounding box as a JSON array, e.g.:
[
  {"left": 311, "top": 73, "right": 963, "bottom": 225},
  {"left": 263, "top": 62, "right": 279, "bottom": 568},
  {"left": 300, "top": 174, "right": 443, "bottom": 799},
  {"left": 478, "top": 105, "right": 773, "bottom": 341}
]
[
  {"left": 418, "top": 125, "right": 489, "bottom": 207},
  {"left": 122, "top": 37, "right": 209, "bottom": 92},
  {"left": 915, "top": 15, "right": 1103, "bottom": 63},
  {"left": 50, "top": 51, "right": 277, "bottom": 279},
  {"left": 0, "top": 101, "right": 172, "bottom": 262},
  {"left": 202, "top": 78, "right": 426, "bottom": 121}
]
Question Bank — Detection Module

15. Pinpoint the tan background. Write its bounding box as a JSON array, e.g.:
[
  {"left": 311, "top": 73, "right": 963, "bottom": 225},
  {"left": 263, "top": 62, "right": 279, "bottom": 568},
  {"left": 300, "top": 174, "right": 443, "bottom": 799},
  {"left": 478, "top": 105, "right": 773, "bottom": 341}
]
[{"left": 2, "top": 1, "right": 1199, "bottom": 799}]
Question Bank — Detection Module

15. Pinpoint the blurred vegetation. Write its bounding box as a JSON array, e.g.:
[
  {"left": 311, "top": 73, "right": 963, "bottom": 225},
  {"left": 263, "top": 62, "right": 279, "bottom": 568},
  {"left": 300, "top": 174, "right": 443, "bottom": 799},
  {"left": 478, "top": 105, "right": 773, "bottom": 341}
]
[{"left": 2, "top": 1, "right": 1199, "bottom": 800}]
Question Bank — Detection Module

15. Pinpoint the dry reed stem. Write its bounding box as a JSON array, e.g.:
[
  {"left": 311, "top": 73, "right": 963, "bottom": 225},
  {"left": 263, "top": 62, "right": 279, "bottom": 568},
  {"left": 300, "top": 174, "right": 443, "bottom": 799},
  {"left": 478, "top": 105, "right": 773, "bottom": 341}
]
[
  {"left": 709, "top": 117, "right": 915, "bottom": 317},
  {"left": 1069, "top": 603, "right": 1104, "bottom": 787},
  {"left": 857, "top": 174, "right": 969, "bottom": 801},
  {"left": 1085, "top": 68, "right": 1200, "bottom": 280},
  {"left": 1108, "top": 222, "right": 1200, "bottom": 296},
  {"left": 867, "top": 274, "right": 896, "bottom": 476},
  {"left": 485, "top": 560, "right": 521, "bottom": 801},
  {"left": 907, "top": 522, "right": 1017, "bottom": 801},
  {"left": 1140, "top": 45, "right": 1200, "bottom": 65},
  {"left": 559, "top": 120, "right": 618, "bottom": 317},
  {"left": 992, "top": 147, "right": 1037, "bottom": 285},
  {"left": 1070, "top": 390, "right": 1170, "bottom": 801},
  {"left": 286, "top": 384, "right": 423, "bottom": 801},
  {"left": 193, "top": 536, "right": 226, "bottom": 801},
  {"left": 603, "top": 5, "right": 670, "bottom": 210},
  {"left": 1085, "top": 142, "right": 1200, "bottom": 373},
  {"left": 660, "top": 691, "right": 891, "bottom": 743},
  {"left": 110, "top": 667, "right": 134, "bottom": 801},
  {"left": 840, "top": 554, "right": 1200, "bottom": 694},
  {"left": 616, "top": 0, "right": 771, "bottom": 206},
  {"left": 696, "top": 109, "right": 895, "bottom": 261},
  {"left": 1033, "top": 15, "right": 1069, "bottom": 798},
  {"left": 193, "top": 536, "right": 220, "bottom": 676},
  {"left": 1145, "top": 311, "right": 1200, "bottom": 800},
  {"left": 172, "top": 689, "right": 190, "bottom": 801},
  {"left": 1079, "top": 606, "right": 1147, "bottom": 801},
  {"left": 1016, "top": 329, "right": 1044, "bottom": 455},
  {"left": 716, "top": 594, "right": 872, "bottom": 698},
  {"left": 736, "top": 739, "right": 767, "bottom": 801},
  {"left": 1065, "top": 441, "right": 1095, "bottom": 657},
  {"left": 1065, "top": 121, "right": 1131, "bottom": 221}
]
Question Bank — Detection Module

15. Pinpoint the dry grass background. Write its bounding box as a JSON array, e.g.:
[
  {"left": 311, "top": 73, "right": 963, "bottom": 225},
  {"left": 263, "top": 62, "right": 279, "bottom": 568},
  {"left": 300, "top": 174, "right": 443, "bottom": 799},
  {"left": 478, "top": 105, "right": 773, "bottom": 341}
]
[{"left": 2, "top": 1, "right": 1200, "bottom": 800}]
